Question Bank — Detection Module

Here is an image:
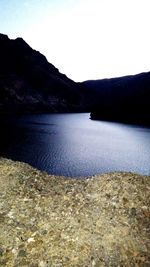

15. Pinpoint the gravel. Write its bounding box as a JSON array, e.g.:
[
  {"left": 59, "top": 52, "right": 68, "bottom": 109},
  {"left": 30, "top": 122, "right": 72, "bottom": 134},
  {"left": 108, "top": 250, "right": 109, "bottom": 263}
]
[{"left": 0, "top": 158, "right": 150, "bottom": 266}]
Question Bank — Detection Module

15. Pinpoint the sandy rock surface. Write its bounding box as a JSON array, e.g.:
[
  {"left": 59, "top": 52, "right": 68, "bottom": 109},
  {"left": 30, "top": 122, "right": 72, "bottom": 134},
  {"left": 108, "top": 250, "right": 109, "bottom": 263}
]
[{"left": 0, "top": 158, "right": 150, "bottom": 266}]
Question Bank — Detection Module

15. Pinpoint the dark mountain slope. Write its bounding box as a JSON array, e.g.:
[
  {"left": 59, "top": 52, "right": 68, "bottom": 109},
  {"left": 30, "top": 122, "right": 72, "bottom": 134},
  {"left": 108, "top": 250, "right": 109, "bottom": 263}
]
[
  {"left": 0, "top": 33, "right": 86, "bottom": 114},
  {"left": 1, "top": 33, "right": 150, "bottom": 124},
  {"left": 82, "top": 72, "right": 150, "bottom": 125}
]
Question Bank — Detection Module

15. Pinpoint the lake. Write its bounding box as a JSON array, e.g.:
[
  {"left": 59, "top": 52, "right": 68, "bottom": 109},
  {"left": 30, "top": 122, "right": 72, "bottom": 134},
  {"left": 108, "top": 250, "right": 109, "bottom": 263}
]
[{"left": 0, "top": 113, "right": 150, "bottom": 177}]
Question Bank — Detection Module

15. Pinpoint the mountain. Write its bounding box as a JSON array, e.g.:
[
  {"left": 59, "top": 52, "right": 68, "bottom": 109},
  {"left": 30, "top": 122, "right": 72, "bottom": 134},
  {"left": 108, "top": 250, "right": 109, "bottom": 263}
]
[
  {"left": 0, "top": 33, "right": 87, "bottom": 114},
  {"left": 82, "top": 72, "right": 150, "bottom": 125},
  {"left": 1, "top": 33, "right": 150, "bottom": 124}
]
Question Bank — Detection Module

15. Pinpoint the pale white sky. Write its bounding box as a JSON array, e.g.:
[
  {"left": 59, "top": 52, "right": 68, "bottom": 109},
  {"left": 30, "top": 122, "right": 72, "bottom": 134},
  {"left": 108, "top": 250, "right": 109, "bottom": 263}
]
[{"left": 0, "top": 0, "right": 150, "bottom": 81}]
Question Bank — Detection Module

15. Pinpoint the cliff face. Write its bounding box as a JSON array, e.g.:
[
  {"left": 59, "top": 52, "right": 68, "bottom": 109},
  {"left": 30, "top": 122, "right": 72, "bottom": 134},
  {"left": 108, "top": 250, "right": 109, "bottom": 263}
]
[
  {"left": 0, "top": 34, "right": 85, "bottom": 114},
  {"left": 82, "top": 72, "right": 150, "bottom": 125}
]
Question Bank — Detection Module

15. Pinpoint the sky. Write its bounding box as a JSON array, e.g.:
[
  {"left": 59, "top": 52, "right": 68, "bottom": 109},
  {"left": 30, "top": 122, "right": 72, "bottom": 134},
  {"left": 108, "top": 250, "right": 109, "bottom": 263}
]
[{"left": 0, "top": 0, "right": 150, "bottom": 82}]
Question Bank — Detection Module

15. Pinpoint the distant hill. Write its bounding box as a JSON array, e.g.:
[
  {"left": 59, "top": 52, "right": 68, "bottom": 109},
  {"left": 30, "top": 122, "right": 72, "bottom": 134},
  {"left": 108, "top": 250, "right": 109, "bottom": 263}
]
[
  {"left": 0, "top": 33, "right": 87, "bottom": 114},
  {"left": 82, "top": 72, "right": 150, "bottom": 125},
  {"left": 0, "top": 33, "right": 150, "bottom": 124}
]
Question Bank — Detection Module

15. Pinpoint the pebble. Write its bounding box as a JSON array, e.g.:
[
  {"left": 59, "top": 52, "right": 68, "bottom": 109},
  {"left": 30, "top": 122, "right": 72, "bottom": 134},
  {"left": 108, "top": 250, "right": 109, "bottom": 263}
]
[{"left": 27, "top": 237, "right": 35, "bottom": 243}]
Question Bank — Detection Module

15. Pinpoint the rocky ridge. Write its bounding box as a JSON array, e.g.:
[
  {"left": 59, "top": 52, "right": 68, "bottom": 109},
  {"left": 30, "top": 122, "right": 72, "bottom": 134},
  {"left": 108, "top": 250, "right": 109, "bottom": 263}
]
[{"left": 0, "top": 34, "right": 86, "bottom": 114}]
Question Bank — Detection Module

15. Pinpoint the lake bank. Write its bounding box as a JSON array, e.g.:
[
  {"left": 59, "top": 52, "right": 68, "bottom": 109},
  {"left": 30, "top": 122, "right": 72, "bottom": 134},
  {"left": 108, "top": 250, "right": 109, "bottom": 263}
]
[{"left": 0, "top": 158, "right": 150, "bottom": 266}]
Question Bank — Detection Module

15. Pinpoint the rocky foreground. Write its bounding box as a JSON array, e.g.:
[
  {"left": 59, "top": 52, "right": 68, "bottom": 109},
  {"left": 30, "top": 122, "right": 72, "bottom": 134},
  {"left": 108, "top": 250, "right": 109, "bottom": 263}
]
[{"left": 0, "top": 158, "right": 150, "bottom": 266}]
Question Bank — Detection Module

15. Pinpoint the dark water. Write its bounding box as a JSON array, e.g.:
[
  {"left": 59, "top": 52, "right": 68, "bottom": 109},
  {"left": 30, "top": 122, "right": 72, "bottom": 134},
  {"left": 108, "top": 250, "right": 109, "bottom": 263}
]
[{"left": 0, "top": 113, "right": 150, "bottom": 177}]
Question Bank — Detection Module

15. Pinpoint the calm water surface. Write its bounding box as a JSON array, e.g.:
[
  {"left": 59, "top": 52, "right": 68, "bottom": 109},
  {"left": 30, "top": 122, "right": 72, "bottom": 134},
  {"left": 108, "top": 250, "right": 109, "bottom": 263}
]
[{"left": 0, "top": 113, "right": 150, "bottom": 177}]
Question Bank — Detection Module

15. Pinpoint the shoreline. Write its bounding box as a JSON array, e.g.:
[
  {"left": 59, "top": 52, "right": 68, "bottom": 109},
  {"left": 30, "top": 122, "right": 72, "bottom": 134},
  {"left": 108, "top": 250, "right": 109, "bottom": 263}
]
[{"left": 0, "top": 158, "right": 150, "bottom": 266}]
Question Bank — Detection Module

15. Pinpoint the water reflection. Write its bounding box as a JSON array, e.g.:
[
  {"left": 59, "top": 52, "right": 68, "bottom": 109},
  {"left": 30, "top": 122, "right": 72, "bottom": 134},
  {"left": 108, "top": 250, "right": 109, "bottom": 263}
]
[{"left": 0, "top": 113, "right": 150, "bottom": 177}]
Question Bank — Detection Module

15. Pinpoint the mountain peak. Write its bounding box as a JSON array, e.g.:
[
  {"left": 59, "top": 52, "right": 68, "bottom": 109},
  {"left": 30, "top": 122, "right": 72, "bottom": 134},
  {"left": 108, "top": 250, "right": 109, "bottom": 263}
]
[
  {"left": 15, "top": 37, "right": 27, "bottom": 43},
  {"left": 0, "top": 33, "right": 85, "bottom": 114},
  {"left": 0, "top": 33, "right": 9, "bottom": 41}
]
